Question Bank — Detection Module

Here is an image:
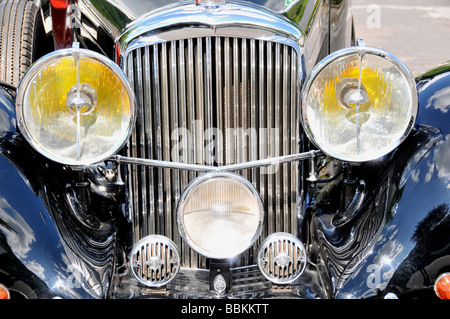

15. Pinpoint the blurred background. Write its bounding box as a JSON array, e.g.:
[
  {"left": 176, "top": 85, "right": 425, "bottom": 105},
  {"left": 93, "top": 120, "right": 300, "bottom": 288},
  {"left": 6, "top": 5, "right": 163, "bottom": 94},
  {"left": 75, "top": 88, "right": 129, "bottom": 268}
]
[{"left": 351, "top": 0, "right": 450, "bottom": 76}]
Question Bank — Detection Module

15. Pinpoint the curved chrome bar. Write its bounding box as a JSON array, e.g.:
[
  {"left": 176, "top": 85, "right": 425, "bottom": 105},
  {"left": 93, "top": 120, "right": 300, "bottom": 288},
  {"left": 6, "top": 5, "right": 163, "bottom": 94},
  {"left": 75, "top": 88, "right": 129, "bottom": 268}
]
[
  {"left": 116, "top": 1, "right": 305, "bottom": 67},
  {"left": 110, "top": 150, "right": 323, "bottom": 173}
]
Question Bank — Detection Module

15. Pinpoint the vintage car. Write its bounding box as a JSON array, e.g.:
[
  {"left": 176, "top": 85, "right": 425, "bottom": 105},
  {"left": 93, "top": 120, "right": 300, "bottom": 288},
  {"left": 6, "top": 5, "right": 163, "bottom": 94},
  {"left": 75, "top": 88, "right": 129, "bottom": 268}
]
[{"left": 0, "top": 0, "right": 449, "bottom": 300}]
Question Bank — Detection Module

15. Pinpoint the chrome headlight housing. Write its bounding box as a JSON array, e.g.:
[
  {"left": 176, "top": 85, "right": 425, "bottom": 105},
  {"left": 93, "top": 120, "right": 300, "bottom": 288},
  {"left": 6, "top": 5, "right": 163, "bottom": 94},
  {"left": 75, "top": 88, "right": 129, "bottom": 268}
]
[
  {"left": 177, "top": 173, "right": 264, "bottom": 259},
  {"left": 301, "top": 45, "right": 418, "bottom": 162},
  {"left": 16, "top": 47, "right": 135, "bottom": 166}
]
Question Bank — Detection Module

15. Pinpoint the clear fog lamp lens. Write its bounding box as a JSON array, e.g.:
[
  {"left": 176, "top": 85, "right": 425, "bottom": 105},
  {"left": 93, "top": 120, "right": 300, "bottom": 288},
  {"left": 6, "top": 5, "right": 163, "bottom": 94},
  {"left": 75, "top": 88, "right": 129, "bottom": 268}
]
[
  {"left": 16, "top": 48, "right": 135, "bottom": 166},
  {"left": 177, "top": 173, "right": 264, "bottom": 259},
  {"left": 302, "top": 46, "right": 418, "bottom": 162}
]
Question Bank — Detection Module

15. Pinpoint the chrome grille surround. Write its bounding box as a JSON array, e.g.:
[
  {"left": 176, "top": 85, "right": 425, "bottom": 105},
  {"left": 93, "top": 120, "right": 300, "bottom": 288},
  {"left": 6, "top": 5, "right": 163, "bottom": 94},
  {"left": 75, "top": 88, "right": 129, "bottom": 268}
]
[{"left": 117, "top": 2, "right": 305, "bottom": 269}]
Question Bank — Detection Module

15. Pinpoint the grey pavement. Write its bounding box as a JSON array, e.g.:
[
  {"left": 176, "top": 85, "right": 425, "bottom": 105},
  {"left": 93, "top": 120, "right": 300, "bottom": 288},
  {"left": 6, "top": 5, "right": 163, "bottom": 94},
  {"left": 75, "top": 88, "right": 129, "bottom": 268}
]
[{"left": 351, "top": 0, "right": 450, "bottom": 76}]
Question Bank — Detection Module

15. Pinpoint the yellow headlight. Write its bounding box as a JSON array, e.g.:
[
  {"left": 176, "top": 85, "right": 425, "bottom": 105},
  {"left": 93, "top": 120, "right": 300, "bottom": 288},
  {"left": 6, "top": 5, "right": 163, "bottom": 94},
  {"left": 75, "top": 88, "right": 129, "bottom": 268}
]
[
  {"left": 302, "top": 45, "right": 418, "bottom": 162},
  {"left": 16, "top": 47, "right": 135, "bottom": 166}
]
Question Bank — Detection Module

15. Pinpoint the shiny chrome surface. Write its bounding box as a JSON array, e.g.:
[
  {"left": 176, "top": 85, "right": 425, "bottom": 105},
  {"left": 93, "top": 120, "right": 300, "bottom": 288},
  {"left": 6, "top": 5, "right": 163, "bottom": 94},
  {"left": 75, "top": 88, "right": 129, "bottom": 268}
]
[
  {"left": 15, "top": 47, "right": 136, "bottom": 167},
  {"left": 257, "top": 232, "right": 307, "bottom": 284},
  {"left": 110, "top": 150, "right": 322, "bottom": 172},
  {"left": 117, "top": 2, "right": 304, "bottom": 58},
  {"left": 176, "top": 172, "right": 264, "bottom": 259},
  {"left": 166, "top": 266, "right": 272, "bottom": 298},
  {"left": 120, "top": 2, "right": 305, "bottom": 268},
  {"left": 301, "top": 45, "right": 418, "bottom": 162},
  {"left": 130, "top": 235, "right": 180, "bottom": 287}
]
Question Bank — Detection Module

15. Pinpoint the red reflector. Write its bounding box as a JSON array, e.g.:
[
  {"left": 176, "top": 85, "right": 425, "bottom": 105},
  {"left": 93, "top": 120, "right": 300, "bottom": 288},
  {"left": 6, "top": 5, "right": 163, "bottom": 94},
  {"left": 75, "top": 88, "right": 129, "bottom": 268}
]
[
  {"left": 0, "top": 284, "right": 10, "bottom": 299},
  {"left": 50, "top": 0, "right": 69, "bottom": 9},
  {"left": 435, "top": 273, "right": 450, "bottom": 299}
]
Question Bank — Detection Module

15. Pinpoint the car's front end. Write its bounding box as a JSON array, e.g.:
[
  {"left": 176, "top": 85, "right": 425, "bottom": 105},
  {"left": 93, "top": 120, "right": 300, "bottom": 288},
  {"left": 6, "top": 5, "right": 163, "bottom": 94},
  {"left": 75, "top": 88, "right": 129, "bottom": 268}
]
[{"left": 0, "top": 0, "right": 449, "bottom": 300}]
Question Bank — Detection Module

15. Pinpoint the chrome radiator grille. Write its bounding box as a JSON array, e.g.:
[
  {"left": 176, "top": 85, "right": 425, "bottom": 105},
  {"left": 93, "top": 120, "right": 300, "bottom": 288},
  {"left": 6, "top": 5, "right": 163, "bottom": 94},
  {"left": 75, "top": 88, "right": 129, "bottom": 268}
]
[{"left": 125, "top": 36, "right": 300, "bottom": 268}]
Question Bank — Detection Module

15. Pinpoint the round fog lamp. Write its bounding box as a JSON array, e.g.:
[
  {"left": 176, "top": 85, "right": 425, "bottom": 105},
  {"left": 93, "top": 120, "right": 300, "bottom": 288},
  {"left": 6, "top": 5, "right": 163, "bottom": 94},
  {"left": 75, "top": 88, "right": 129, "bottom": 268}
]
[{"left": 177, "top": 173, "right": 264, "bottom": 259}]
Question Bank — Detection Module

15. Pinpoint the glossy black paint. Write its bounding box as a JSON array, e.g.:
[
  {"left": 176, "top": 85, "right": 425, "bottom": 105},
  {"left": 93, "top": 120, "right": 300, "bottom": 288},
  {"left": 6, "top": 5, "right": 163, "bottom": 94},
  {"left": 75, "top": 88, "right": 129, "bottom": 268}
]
[
  {"left": 0, "top": 87, "right": 119, "bottom": 298},
  {"left": 306, "top": 65, "right": 450, "bottom": 299},
  {"left": 0, "top": 0, "right": 448, "bottom": 299}
]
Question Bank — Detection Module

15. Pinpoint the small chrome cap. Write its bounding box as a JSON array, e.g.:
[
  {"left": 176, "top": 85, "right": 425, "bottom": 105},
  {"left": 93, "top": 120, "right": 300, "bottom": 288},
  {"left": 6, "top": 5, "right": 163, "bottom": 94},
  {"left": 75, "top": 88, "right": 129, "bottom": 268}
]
[
  {"left": 257, "top": 233, "right": 307, "bottom": 284},
  {"left": 130, "top": 235, "right": 180, "bottom": 287}
]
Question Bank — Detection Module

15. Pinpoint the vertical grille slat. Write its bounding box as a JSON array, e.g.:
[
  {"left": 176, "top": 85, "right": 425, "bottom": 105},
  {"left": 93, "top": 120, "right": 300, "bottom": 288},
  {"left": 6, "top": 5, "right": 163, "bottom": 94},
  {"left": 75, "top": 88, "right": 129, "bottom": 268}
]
[
  {"left": 266, "top": 41, "right": 275, "bottom": 236},
  {"left": 135, "top": 47, "right": 149, "bottom": 239},
  {"left": 186, "top": 38, "right": 196, "bottom": 181},
  {"left": 195, "top": 38, "right": 205, "bottom": 167},
  {"left": 160, "top": 42, "right": 173, "bottom": 239},
  {"left": 290, "top": 52, "right": 299, "bottom": 231},
  {"left": 143, "top": 46, "right": 156, "bottom": 235},
  {"left": 215, "top": 37, "right": 224, "bottom": 167},
  {"left": 240, "top": 38, "right": 249, "bottom": 180},
  {"left": 233, "top": 37, "right": 240, "bottom": 168},
  {"left": 177, "top": 39, "right": 191, "bottom": 267},
  {"left": 151, "top": 44, "right": 165, "bottom": 236},
  {"left": 258, "top": 40, "right": 266, "bottom": 234},
  {"left": 224, "top": 37, "right": 233, "bottom": 165},
  {"left": 275, "top": 43, "right": 282, "bottom": 233},
  {"left": 126, "top": 37, "right": 300, "bottom": 268},
  {"left": 282, "top": 45, "right": 291, "bottom": 233},
  {"left": 249, "top": 39, "right": 258, "bottom": 191},
  {"left": 204, "top": 37, "right": 214, "bottom": 166}
]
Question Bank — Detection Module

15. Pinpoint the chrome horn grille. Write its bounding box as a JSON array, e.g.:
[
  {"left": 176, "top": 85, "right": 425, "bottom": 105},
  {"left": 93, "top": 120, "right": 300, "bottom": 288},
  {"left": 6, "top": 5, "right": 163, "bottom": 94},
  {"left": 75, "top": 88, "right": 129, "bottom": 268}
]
[
  {"left": 257, "top": 233, "right": 307, "bottom": 284},
  {"left": 130, "top": 235, "right": 180, "bottom": 287},
  {"left": 124, "top": 36, "right": 301, "bottom": 268}
]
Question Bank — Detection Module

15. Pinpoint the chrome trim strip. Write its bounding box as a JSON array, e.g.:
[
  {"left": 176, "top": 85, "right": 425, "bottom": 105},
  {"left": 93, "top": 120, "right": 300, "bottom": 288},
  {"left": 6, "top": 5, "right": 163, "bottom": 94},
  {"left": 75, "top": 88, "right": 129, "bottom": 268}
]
[
  {"left": 160, "top": 42, "right": 173, "bottom": 239},
  {"left": 291, "top": 51, "right": 299, "bottom": 232},
  {"left": 143, "top": 46, "right": 156, "bottom": 235},
  {"left": 250, "top": 39, "right": 257, "bottom": 189},
  {"left": 266, "top": 40, "right": 274, "bottom": 235},
  {"left": 151, "top": 44, "right": 165, "bottom": 236},
  {"left": 282, "top": 45, "right": 290, "bottom": 232},
  {"left": 215, "top": 37, "right": 224, "bottom": 167},
  {"left": 224, "top": 37, "right": 233, "bottom": 165},
  {"left": 205, "top": 37, "right": 214, "bottom": 166},
  {"left": 275, "top": 42, "right": 282, "bottom": 233},
  {"left": 258, "top": 39, "right": 266, "bottom": 220},
  {"left": 186, "top": 38, "right": 196, "bottom": 182},
  {"left": 135, "top": 47, "right": 148, "bottom": 239},
  {"left": 125, "top": 53, "right": 139, "bottom": 239},
  {"left": 111, "top": 150, "right": 322, "bottom": 172}
]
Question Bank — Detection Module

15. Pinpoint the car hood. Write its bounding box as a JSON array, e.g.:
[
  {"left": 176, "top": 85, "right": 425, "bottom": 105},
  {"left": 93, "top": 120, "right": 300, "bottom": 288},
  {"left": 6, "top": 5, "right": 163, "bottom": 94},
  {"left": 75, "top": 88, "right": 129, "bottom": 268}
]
[
  {"left": 84, "top": 0, "right": 294, "bottom": 41},
  {"left": 105, "top": 0, "right": 288, "bottom": 20}
]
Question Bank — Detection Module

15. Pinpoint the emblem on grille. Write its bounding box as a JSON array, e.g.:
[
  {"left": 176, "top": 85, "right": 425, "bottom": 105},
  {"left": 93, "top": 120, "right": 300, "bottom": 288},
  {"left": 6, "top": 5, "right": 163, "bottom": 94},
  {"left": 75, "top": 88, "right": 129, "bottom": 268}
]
[
  {"left": 195, "top": 0, "right": 226, "bottom": 6},
  {"left": 257, "top": 233, "right": 307, "bottom": 284},
  {"left": 130, "top": 235, "right": 180, "bottom": 287}
]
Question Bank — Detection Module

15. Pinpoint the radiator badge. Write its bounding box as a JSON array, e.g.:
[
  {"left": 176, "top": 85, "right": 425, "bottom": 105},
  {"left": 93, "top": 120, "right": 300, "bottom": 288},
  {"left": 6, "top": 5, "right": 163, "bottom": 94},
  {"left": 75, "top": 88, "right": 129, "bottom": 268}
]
[{"left": 195, "top": 0, "right": 226, "bottom": 7}]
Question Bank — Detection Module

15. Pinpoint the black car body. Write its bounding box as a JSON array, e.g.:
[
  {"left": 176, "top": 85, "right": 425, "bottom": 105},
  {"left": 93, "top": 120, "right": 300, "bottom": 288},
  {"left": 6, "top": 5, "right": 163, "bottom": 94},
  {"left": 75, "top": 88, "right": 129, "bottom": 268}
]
[{"left": 0, "top": 0, "right": 449, "bottom": 299}]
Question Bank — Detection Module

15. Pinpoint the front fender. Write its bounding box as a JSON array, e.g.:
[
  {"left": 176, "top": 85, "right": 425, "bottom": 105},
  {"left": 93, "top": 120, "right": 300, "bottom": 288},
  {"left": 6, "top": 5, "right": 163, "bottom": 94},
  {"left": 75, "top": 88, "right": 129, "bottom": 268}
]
[
  {"left": 0, "top": 148, "right": 90, "bottom": 298},
  {"left": 0, "top": 87, "right": 115, "bottom": 299},
  {"left": 334, "top": 64, "right": 450, "bottom": 299}
]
